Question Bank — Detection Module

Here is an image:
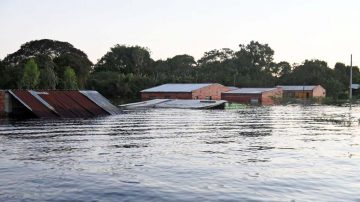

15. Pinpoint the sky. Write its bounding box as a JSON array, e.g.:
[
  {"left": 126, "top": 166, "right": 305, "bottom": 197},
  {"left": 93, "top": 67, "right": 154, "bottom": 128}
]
[{"left": 0, "top": 0, "right": 359, "bottom": 67}]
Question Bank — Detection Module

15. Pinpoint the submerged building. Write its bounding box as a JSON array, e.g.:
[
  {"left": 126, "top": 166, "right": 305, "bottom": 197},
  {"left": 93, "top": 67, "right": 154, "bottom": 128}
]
[
  {"left": 277, "top": 85, "right": 326, "bottom": 99},
  {"left": 221, "top": 87, "right": 283, "bottom": 105},
  {"left": 0, "top": 90, "right": 120, "bottom": 118},
  {"left": 141, "top": 83, "right": 230, "bottom": 101}
]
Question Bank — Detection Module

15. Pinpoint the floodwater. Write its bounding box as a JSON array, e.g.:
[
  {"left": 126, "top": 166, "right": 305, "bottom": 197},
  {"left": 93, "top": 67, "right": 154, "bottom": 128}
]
[{"left": 0, "top": 106, "right": 360, "bottom": 201}]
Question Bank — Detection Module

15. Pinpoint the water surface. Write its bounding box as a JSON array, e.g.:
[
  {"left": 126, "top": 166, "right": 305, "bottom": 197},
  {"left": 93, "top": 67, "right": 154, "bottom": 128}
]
[{"left": 1, "top": 106, "right": 360, "bottom": 201}]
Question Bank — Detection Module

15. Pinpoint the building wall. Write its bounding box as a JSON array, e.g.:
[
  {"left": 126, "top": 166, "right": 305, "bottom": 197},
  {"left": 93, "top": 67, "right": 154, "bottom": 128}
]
[
  {"left": 313, "top": 85, "right": 326, "bottom": 97},
  {"left": 192, "top": 84, "right": 229, "bottom": 100},
  {"left": 221, "top": 93, "right": 262, "bottom": 105},
  {"left": 283, "top": 87, "right": 325, "bottom": 99},
  {"left": 284, "top": 90, "right": 313, "bottom": 99},
  {"left": 222, "top": 88, "right": 282, "bottom": 105},
  {"left": 0, "top": 91, "right": 4, "bottom": 116},
  {"left": 261, "top": 88, "right": 283, "bottom": 105},
  {"left": 141, "top": 92, "right": 192, "bottom": 101}
]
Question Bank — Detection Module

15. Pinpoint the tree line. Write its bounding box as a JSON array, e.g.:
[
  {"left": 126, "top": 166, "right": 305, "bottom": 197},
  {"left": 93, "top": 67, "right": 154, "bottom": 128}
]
[{"left": 0, "top": 39, "right": 358, "bottom": 103}]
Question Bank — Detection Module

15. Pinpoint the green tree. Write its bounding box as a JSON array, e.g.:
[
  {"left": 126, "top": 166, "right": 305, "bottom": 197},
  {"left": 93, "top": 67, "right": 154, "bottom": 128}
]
[
  {"left": 94, "top": 45, "right": 152, "bottom": 74},
  {"left": 21, "top": 58, "right": 40, "bottom": 89},
  {"left": 197, "top": 48, "right": 235, "bottom": 65},
  {"left": 54, "top": 53, "right": 92, "bottom": 89},
  {"left": 63, "top": 67, "right": 78, "bottom": 89},
  {"left": 39, "top": 66, "right": 58, "bottom": 89},
  {"left": 236, "top": 41, "right": 274, "bottom": 70},
  {"left": 273, "top": 61, "right": 292, "bottom": 78},
  {"left": 2, "top": 39, "right": 92, "bottom": 89}
]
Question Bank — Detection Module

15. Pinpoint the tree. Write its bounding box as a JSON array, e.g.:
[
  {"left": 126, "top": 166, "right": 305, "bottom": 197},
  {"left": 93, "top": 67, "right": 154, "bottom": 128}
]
[
  {"left": 236, "top": 41, "right": 274, "bottom": 70},
  {"left": 334, "top": 62, "right": 360, "bottom": 87},
  {"left": 39, "top": 66, "right": 58, "bottom": 89},
  {"left": 63, "top": 67, "right": 78, "bottom": 89},
  {"left": 198, "top": 48, "right": 235, "bottom": 65},
  {"left": 168, "top": 54, "right": 196, "bottom": 68},
  {"left": 54, "top": 53, "right": 92, "bottom": 89},
  {"left": 273, "top": 61, "right": 292, "bottom": 78},
  {"left": 2, "top": 39, "right": 93, "bottom": 89},
  {"left": 94, "top": 45, "right": 152, "bottom": 74},
  {"left": 21, "top": 58, "right": 40, "bottom": 89}
]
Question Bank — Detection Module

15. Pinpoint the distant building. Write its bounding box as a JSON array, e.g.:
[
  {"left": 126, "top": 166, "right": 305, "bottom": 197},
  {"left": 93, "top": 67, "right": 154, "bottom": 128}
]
[
  {"left": 0, "top": 90, "right": 119, "bottom": 118},
  {"left": 221, "top": 87, "right": 283, "bottom": 105},
  {"left": 277, "top": 85, "right": 326, "bottom": 99},
  {"left": 141, "top": 83, "right": 230, "bottom": 101}
]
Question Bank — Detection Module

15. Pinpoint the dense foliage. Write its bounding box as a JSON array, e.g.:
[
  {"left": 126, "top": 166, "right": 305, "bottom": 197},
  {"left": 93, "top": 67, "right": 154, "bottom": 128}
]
[
  {"left": 1, "top": 39, "right": 358, "bottom": 103},
  {"left": 1, "top": 39, "right": 92, "bottom": 89},
  {"left": 21, "top": 58, "right": 40, "bottom": 89}
]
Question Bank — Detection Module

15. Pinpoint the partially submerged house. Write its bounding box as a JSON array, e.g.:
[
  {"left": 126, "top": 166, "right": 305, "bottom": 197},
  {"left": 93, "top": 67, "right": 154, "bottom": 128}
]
[
  {"left": 221, "top": 87, "right": 283, "bottom": 105},
  {"left": 0, "top": 90, "right": 120, "bottom": 118},
  {"left": 141, "top": 83, "right": 229, "bottom": 101},
  {"left": 278, "top": 85, "right": 326, "bottom": 99}
]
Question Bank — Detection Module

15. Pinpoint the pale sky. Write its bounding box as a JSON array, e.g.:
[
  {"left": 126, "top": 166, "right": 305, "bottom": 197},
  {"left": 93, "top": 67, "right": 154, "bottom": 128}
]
[{"left": 0, "top": 0, "right": 359, "bottom": 67}]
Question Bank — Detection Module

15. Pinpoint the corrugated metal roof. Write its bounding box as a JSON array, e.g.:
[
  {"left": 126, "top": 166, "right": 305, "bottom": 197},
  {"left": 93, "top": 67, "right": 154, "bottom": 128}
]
[
  {"left": 36, "top": 91, "right": 109, "bottom": 118},
  {"left": 141, "top": 83, "right": 213, "bottom": 93},
  {"left": 80, "top": 90, "right": 120, "bottom": 115},
  {"left": 224, "top": 88, "right": 278, "bottom": 94},
  {"left": 10, "top": 90, "right": 58, "bottom": 118},
  {"left": 156, "top": 99, "right": 227, "bottom": 109},
  {"left": 277, "top": 85, "right": 317, "bottom": 91},
  {"left": 226, "top": 86, "right": 239, "bottom": 91},
  {"left": 120, "top": 99, "right": 227, "bottom": 109},
  {"left": 351, "top": 84, "right": 360, "bottom": 89},
  {"left": 9, "top": 90, "right": 111, "bottom": 118}
]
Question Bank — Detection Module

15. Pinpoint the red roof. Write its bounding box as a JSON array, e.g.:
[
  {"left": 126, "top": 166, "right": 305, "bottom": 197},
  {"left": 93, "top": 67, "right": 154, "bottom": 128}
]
[
  {"left": 10, "top": 90, "right": 58, "bottom": 118},
  {"left": 10, "top": 90, "right": 110, "bottom": 118}
]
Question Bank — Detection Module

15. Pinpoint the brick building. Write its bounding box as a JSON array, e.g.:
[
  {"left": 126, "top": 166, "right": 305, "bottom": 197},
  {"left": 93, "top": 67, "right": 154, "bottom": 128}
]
[
  {"left": 221, "top": 87, "right": 283, "bottom": 105},
  {"left": 277, "top": 85, "right": 326, "bottom": 99},
  {"left": 141, "top": 83, "right": 230, "bottom": 101}
]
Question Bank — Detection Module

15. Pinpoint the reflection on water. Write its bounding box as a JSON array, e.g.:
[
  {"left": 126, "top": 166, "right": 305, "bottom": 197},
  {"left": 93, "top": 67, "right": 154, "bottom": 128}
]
[{"left": 0, "top": 106, "right": 360, "bottom": 201}]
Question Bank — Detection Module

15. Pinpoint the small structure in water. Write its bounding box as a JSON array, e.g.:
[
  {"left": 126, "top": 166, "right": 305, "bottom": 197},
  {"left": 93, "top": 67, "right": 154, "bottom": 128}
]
[
  {"left": 221, "top": 87, "right": 283, "bottom": 105},
  {"left": 277, "top": 85, "right": 326, "bottom": 99},
  {"left": 120, "top": 99, "right": 227, "bottom": 109},
  {"left": 0, "top": 90, "right": 120, "bottom": 118}
]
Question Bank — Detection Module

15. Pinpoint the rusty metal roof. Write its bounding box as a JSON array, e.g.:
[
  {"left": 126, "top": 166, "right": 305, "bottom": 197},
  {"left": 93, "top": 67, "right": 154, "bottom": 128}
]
[
  {"left": 36, "top": 91, "right": 109, "bottom": 118},
  {"left": 10, "top": 90, "right": 58, "bottom": 118},
  {"left": 9, "top": 90, "right": 112, "bottom": 118}
]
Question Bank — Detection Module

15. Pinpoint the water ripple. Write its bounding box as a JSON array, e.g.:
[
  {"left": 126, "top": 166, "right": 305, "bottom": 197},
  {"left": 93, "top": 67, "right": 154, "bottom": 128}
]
[{"left": 0, "top": 106, "right": 360, "bottom": 201}]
